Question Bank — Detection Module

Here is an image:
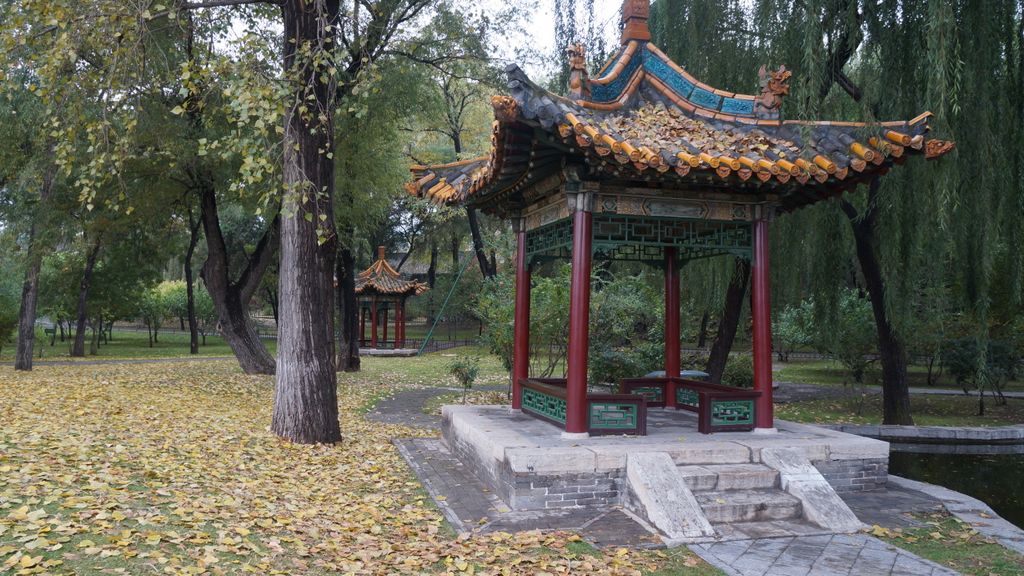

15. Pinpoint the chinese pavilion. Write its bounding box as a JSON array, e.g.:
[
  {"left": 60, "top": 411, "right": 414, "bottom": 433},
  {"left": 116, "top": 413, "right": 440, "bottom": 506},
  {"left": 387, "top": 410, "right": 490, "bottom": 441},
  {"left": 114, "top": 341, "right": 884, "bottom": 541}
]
[
  {"left": 406, "top": 0, "right": 953, "bottom": 438},
  {"left": 355, "top": 246, "right": 429, "bottom": 350}
]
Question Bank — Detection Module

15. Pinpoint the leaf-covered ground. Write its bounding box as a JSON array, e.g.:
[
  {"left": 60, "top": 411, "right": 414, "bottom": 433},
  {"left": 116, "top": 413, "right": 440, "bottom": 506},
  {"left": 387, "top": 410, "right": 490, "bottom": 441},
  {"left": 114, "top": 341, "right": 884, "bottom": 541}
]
[{"left": 0, "top": 356, "right": 716, "bottom": 575}]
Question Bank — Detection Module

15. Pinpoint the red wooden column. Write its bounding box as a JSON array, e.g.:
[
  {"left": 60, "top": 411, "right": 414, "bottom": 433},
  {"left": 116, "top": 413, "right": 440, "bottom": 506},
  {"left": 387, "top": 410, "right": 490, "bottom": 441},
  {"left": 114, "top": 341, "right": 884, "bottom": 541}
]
[
  {"left": 565, "top": 192, "right": 593, "bottom": 437},
  {"left": 511, "top": 219, "right": 531, "bottom": 410},
  {"left": 360, "top": 305, "right": 366, "bottom": 346},
  {"left": 664, "top": 247, "right": 680, "bottom": 408},
  {"left": 382, "top": 304, "right": 389, "bottom": 348},
  {"left": 752, "top": 218, "right": 775, "bottom": 430},
  {"left": 396, "top": 299, "right": 405, "bottom": 349},
  {"left": 371, "top": 296, "right": 379, "bottom": 348}
]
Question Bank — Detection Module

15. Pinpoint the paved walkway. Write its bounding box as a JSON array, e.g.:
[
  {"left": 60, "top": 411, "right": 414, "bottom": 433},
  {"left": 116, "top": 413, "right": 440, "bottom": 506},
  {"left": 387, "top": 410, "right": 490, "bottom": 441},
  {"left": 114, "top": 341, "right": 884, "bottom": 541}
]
[
  {"left": 694, "top": 534, "right": 958, "bottom": 576},
  {"left": 366, "top": 385, "right": 505, "bottom": 430}
]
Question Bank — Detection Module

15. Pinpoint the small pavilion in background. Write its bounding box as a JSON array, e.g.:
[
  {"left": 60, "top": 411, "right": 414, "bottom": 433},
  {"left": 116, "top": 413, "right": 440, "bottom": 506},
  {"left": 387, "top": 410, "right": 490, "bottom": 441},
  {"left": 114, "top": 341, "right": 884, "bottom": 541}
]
[
  {"left": 407, "top": 0, "right": 953, "bottom": 438},
  {"left": 355, "top": 246, "right": 429, "bottom": 350}
]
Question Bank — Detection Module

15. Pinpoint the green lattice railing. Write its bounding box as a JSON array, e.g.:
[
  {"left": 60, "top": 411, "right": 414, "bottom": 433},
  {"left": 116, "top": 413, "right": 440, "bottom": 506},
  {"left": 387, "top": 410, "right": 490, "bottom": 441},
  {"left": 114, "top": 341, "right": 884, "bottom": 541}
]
[
  {"left": 676, "top": 387, "right": 700, "bottom": 408},
  {"left": 522, "top": 386, "right": 567, "bottom": 424},
  {"left": 711, "top": 399, "right": 755, "bottom": 427},
  {"left": 589, "top": 403, "right": 639, "bottom": 429},
  {"left": 632, "top": 386, "right": 663, "bottom": 404}
]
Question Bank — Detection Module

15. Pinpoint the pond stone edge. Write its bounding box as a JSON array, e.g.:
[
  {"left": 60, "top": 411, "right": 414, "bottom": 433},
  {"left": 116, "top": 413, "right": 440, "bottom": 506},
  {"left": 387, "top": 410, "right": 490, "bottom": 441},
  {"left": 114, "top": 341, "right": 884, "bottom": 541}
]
[
  {"left": 821, "top": 423, "right": 1024, "bottom": 444},
  {"left": 888, "top": 474, "right": 1024, "bottom": 556}
]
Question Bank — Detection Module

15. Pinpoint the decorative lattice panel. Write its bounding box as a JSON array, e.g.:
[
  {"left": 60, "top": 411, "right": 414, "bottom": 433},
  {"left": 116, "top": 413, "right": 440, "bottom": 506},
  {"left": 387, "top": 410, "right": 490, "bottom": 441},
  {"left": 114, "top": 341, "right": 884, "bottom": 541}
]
[
  {"left": 524, "top": 214, "right": 753, "bottom": 264},
  {"left": 631, "top": 386, "right": 664, "bottom": 404},
  {"left": 711, "top": 399, "right": 755, "bottom": 427},
  {"left": 676, "top": 388, "right": 700, "bottom": 408},
  {"left": 522, "top": 387, "right": 567, "bottom": 424},
  {"left": 589, "top": 403, "right": 639, "bottom": 429}
]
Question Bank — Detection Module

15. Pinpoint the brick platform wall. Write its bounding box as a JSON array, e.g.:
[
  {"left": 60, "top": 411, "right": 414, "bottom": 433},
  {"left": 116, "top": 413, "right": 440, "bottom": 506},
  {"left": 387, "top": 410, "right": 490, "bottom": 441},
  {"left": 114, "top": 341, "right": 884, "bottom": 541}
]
[{"left": 814, "top": 458, "right": 889, "bottom": 493}]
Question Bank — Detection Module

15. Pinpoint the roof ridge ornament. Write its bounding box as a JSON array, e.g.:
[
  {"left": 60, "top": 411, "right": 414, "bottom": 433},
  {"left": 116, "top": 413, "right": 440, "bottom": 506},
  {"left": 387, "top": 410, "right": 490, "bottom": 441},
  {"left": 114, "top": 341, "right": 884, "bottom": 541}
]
[
  {"left": 620, "top": 0, "right": 651, "bottom": 44},
  {"left": 566, "top": 44, "right": 591, "bottom": 100},
  {"left": 755, "top": 65, "right": 792, "bottom": 120}
]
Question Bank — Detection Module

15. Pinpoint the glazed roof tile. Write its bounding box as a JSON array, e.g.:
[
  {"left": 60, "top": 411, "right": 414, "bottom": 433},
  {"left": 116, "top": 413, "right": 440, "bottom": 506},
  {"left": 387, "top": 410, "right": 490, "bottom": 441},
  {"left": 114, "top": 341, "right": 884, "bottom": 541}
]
[
  {"left": 355, "top": 247, "right": 430, "bottom": 297},
  {"left": 406, "top": 3, "right": 954, "bottom": 216}
]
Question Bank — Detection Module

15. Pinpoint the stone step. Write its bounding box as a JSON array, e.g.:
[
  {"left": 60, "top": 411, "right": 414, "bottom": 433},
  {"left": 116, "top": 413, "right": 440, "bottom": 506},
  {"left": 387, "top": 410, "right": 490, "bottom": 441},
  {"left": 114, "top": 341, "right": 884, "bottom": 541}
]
[
  {"left": 695, "top": 489, "right": 803, "bottom": 524},
  {"left": 677, "top": 464, "right": 779, "bottom": 492}
]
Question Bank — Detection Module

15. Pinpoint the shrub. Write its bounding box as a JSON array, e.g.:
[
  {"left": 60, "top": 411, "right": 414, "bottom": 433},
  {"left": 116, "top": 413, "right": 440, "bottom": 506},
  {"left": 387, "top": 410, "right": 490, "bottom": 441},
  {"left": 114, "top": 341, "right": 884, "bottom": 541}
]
[
  {"left": 721, "top": 355, "right": 754, "bottom": 388},
  {"left": 447, "top": 356, "right": 481, "bottom": 403}
]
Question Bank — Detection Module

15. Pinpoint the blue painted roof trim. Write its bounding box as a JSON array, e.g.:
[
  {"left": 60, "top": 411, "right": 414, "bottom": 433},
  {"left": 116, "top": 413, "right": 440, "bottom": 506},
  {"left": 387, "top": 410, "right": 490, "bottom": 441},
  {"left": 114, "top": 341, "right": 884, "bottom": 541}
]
[{"left": 586, "top": 43, "right": 758, "bottom": 117}]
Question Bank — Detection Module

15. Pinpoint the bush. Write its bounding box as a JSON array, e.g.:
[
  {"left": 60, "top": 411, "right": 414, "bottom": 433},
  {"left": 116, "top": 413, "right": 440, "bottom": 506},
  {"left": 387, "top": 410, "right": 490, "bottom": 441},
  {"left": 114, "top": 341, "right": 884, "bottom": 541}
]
[
  {"left": 721, "top": 355, "right": 754, "bottom": 388},
  {"left": 447, "top": 356, "right": 480, "bottom": 403},
  {"left": 815, "top": 290, "right": 877, "bottom": 384}
]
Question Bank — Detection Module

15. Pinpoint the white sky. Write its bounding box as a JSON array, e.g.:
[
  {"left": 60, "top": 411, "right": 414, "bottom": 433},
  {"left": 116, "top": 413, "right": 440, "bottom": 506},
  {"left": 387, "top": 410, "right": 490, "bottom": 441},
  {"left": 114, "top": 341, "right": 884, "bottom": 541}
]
[{"left": 496, "top": 0, "right": 624, "bottom": 79}]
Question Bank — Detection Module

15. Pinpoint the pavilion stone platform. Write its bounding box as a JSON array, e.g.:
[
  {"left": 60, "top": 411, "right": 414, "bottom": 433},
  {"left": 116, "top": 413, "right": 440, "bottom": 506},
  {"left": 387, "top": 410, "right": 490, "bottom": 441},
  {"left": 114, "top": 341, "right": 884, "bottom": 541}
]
[{"left": 442, "top": 405, "right": 887, "bottom": 544}]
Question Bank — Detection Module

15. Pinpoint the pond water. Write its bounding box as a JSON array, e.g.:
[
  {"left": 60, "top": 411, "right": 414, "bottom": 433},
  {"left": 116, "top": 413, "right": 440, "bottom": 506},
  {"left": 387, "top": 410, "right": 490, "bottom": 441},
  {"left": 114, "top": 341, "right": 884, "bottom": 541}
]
[{"left": 889, "top": 447, "right": 1024, "bottom": 528}]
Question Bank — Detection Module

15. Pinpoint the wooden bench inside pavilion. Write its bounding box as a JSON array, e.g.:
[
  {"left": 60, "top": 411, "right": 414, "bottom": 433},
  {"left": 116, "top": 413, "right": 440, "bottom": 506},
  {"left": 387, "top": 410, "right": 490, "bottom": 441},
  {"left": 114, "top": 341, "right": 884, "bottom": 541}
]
[{"left": 406, "top": 0, "right": 953, "bottom": 438}]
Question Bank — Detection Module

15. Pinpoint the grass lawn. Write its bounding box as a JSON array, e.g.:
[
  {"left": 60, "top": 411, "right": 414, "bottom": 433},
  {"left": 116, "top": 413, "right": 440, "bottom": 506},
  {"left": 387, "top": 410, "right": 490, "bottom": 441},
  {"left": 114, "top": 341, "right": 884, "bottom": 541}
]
[
  {"left": 0, "top": 328, "right": 273, "bottom": 362},
  {"left": 0, "top": 351, "right": 717, "bottom": 575},
  {"left": 776, "top": 394, "right": 1024, "bottom": 426},
  {"left": 776, "top": 358, "right": 1024, "bottom": 392},
  {"left": 874, "top": 513, "right": 1024, "bottom": 576}
]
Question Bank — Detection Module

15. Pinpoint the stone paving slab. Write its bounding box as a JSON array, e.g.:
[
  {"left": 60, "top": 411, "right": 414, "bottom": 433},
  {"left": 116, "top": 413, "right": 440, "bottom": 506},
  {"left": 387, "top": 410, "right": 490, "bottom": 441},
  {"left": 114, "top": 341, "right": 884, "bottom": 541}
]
[{"left": 693, "top": 534, "right": 960, "bottom": 576}]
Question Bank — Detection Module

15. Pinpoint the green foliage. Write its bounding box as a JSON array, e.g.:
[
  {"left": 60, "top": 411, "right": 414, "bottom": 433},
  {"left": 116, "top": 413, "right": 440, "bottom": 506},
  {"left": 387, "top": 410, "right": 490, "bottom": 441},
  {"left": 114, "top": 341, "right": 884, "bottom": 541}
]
[
  {"left": 0, "top": 276, "right": 19, "bottom": 355},
  {"left": 942, "top": 338, "right": 1019, "bottom": 395},
  {"left": 773, "top": 301, "right": 815, "bottom": 362},
  {"left": 446, "top": 356, "right": 481, "bottom": 403},
  {"left": 721, "top": 356, "right": 754, "bottom": 389},
  {"left": 814, "top": 290, "right": 877, "bottom": 384}
]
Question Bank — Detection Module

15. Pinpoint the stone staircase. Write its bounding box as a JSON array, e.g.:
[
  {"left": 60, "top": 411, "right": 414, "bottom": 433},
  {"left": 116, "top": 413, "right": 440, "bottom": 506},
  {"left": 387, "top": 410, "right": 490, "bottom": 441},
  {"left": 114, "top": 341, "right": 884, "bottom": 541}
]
[
  {"left": 625, "top": 449, "right": 864, "bottom": 544},
  {"left": 681, "top": 464, "right": 808, "bottom": 536}
]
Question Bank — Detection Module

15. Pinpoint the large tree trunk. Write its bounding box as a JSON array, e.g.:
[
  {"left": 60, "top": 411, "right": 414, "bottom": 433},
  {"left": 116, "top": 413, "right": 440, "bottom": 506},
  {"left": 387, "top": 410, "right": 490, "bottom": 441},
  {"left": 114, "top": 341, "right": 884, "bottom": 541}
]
[
  {"left": 71, "top": 238, "right": 102, "bottom": 357},
  {"left": 15, "top": 221, "right": 43, "bottom": 370},
  {"left": 336, "top": 245, "right": 360, "bottom": 371},
  {"left": 705, "top": 258, "right": 751, "bottom": 383},
  {"left": 427, "top": 242, "right": 438, "bottom": 287},
  {"left": 271, "top": 0, "right": 342, "bottom": 444},
  {"left": 185, "top": 215, "right": 201, "bottom": 354},
  {"left": 198, "top": 180, "right": 277, "bottom": 374},
  {"left": 696, "top": 309, "right": 710, "bottom": 349},
  {"left": 842, "top": 181, "right": 913, "bottom": 425},
  {"left": 14, "top": 163, "right": 55, "bottom": 370}
]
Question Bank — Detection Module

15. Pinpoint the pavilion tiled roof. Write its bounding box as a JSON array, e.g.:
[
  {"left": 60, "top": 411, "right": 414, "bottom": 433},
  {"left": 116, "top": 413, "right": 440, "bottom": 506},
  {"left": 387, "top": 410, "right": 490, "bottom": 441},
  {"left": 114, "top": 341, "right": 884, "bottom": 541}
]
[
  {"left": 406, "top": 1, "right": 954, "bottom": 217},
  {"left": 355, "top": 247, "right": 430, "bottom": 297}
]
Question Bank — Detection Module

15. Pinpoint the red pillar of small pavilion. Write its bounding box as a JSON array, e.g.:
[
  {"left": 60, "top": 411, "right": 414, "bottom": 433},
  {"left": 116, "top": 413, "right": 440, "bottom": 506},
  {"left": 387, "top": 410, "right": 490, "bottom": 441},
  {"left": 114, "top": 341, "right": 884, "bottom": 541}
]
[
  {"left": 664, "top": 247, "right": 680, "bottom": 408},
  {"left": 360, "top": 307, "right": 367, "bottom": 346},
  {"left": 371, "top": 296, "right": 379, "bottom": 348},
  {"left": 512, "top": 220, "right": 531, "bottom": 410},
  {"left": 565, "top": 196, "right": 593, "bottom": 436},
  {"left": 396, "top": 300, "right": 405, "bottom": 349},
  {"left": 382, "top": 305, "right": 389, "bottom": 348},
  {"left": 752, "top": 218, "right": 774, "bottom": 429}
]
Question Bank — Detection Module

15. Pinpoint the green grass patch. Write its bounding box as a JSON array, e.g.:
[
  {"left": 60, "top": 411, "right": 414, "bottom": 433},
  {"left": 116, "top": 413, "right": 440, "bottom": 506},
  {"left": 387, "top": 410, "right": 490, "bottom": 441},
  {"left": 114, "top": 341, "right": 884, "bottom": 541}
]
[
  {"left": 776, "top": 393, "right": 1024, "bottom": 426},
  {"left": 776, "top": 359, "right": 1024, "bottom": 392},
  {"left": 0, "top": 328, "right": 275, "bottom": 361},
  {"left": 642, "top": 547, "right": 724, "bottom": 576},
  {"left": 874, "top": 513, "right": 1024, "bottom": 575}
]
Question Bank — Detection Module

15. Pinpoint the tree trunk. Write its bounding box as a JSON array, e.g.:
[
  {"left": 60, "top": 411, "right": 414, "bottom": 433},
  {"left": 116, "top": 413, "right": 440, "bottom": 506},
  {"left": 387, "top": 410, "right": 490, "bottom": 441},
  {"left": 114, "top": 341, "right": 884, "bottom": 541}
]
[
  {"left": 705, "top": 258, "right": 751, "bottom": 383},
  {"left": 842, "top": 183, "right": 913, "bottom": 425},
  {"left": 265, "top": 287, "right": 279, "bottom": 324},
  {"left": 271, "top": 0, "right": 342, "bottom": 444},
  {"left": 336, "top": 245, "right": 361, "bottom": 371},
  {"left": 450, "top": 235, "right": 460, "bottom": 270},
  {"left": 14, "top": 163, "right": 55, "bottom": 370},
  {"left": 697, "top": 309, "right": 710, "bottom": 349},
  {"left": 467, "top": 208, "right": 495, "bottom": 278},
  {"left": 15, "top": 222, "right": 43, "bottom": 370},
  {"left": 427, "top": 242, "right": 438, "bottom": 287},
  {"left": 71, "top": 238, "right": 102, "bottom": 357},
  {"left": 198, "top": 178, "right": 277, "bottom": 374},
  {"left": 185, "top": 215, "right": 201, "bottom": 354}
]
